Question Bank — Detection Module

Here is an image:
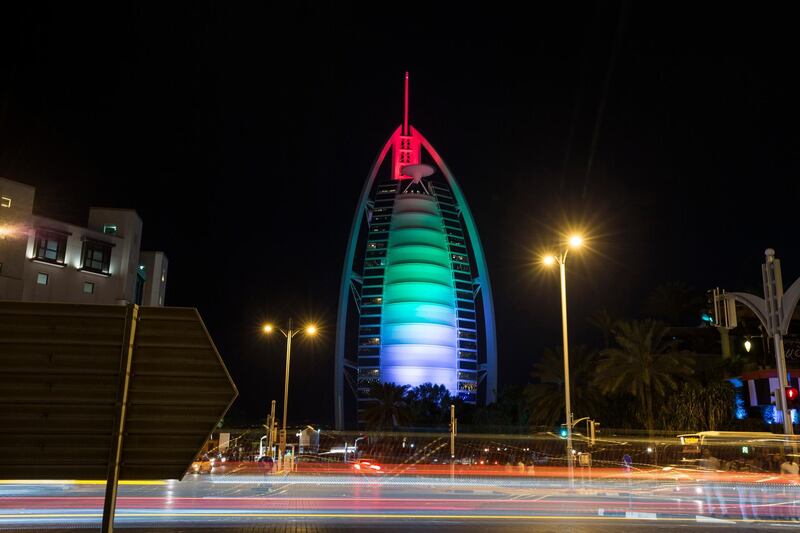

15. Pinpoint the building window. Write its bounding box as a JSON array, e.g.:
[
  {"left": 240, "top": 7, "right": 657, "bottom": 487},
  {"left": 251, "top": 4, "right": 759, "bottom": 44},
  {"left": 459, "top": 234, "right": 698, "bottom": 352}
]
[
  {"left": 83, "top": 281, "right": 94, "bottom": 294},
  {"left": 0, "top": 196, "right": 10, "bottom": 208},
  {"left": 33, "top": 230, "right": 67, "bottom": 264},
  {"left": 134, "top": 270, "right": 145, "bottom": 305},
  {"left": 81, "top": 240, "right": 112, "bottom": 274},
  {"left": 103, "top": 224, "right": 118, "bottom": 235},
  {"left": 37, "top": 272, "right": 48, "bottom": 285}
]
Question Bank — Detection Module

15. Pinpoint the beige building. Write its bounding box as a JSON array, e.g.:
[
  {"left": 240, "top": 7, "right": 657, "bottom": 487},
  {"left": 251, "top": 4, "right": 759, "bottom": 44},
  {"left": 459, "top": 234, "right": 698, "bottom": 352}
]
[{"left": 0, "top": 177, "right": 167, "bottom": 306}]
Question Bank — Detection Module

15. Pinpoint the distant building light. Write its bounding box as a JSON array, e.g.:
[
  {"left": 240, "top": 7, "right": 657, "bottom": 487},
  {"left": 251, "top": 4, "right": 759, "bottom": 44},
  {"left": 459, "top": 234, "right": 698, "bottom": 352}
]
[
  {"left": 103, "top": 224, "right": 118, "bottom": 235},
  {"left": 0, "top": 225, "right": 15, "bottom": 239},
  {"left": 138, "top": 265, "right": 145, "bottom": 270}
]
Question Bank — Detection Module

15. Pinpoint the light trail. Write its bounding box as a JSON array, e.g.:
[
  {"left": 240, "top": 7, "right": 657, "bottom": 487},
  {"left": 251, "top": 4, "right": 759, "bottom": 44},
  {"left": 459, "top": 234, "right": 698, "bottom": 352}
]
[
  {"left": 1, "top": 472, "right": 797, "bottom": 529},
  {"left": 0, "top": 510, "right": 799, "bottom": 525}
]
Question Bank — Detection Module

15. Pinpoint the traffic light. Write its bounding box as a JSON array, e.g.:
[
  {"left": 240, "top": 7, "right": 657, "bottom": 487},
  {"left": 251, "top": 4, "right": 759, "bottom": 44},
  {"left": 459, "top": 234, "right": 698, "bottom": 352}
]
[
  {"left": 589, "top": 421, "right": 599, "bottom": 446},
  {"left": 786, "top": 387, "right": 800, "bottom": 410},
  {"left": 701, "top": 290, "right": 715, "bottom": 325},
  {"left": 559, "top": 424, "right": 568, "bottom": 438}
]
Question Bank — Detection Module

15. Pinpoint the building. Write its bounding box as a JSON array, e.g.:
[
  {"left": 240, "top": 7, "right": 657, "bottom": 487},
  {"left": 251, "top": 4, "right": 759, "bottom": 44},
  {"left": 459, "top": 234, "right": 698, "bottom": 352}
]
[
  {"left": 0, "top": 177, "right": 167, "bottom": 306},
  {"left": 334, "top": 74, "right": 497, "bottom": 429}
]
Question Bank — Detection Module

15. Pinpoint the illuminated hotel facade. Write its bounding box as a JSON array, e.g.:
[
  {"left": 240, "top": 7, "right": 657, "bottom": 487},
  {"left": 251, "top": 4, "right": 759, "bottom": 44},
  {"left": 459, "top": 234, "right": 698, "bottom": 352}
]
[{"left": 334, "top": 74, "right": 497, "bottom": 428}]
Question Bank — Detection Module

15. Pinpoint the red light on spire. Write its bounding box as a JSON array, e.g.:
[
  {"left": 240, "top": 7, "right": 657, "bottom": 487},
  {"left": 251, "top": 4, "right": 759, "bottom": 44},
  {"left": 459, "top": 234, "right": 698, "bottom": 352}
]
[
  {"left": 392, "top": 71, "right": 420, "bottom": 180},
  {"left": 403, "top": 71, "right": 409, "bottom": 136}
]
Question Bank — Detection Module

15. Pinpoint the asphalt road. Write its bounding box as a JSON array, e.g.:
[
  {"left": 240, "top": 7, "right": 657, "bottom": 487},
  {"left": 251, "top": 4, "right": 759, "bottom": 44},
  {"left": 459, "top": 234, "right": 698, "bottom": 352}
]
[{"left": 1, "top": 469, "right": 798, "bottom": 531}]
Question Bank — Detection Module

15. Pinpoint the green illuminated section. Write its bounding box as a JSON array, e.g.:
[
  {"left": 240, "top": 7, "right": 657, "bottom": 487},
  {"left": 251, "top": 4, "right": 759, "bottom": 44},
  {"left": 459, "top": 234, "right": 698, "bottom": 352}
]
[{"left": 380, "top": 193, "right": 458, "bottom": 392}]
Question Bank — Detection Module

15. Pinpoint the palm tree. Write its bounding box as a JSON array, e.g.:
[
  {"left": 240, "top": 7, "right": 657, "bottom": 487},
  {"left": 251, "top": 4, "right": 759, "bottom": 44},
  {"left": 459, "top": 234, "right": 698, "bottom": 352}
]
[
  {"left": 406, "top": 383, "right": 451, "bottom": 426},
  {"left": 588, "top": 309, "right": 619, "bottom": 348},
  {"left": 595, "top": 319, "right": 694, "bottom": 438},
  {"left": 525, "top": 345, "right": 603, "bottom": 427},
  {"left": 362, "top": 382, "right": 411, "bottom": 430}
]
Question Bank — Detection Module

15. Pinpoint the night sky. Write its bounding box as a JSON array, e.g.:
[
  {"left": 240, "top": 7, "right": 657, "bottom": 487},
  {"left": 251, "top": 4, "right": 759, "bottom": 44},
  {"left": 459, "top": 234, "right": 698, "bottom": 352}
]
[{"left": 2, "top": 3, "right": 799, "bottom": 426}]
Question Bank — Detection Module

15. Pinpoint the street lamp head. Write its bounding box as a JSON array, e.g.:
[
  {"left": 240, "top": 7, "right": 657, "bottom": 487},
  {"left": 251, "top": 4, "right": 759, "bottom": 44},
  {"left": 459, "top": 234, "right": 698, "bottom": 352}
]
[
  {"left": 305, "top": 324, "right": 318, "bottom": 336},
  {"left": 744, "top": 339, "right": 752, "bottom": 353},
  {"left": 568, "top": 235, "right": 583, "bottom": 248},
  {"left": 262, "top": 323, "right": 273, "bottom": 334},
  {"left": 542, "top": 255, "right": 556, "bottom": 266}
]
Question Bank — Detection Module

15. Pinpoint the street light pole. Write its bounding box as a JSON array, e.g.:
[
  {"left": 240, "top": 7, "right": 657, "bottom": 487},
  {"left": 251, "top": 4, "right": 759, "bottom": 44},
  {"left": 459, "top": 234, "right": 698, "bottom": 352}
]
[
  {"left": 543, "top": 234, "right": 583, "bottom": 488},
  {"left": 262, "top": 319, "right": 318, "bottom": 469},
  {"left": 280, "top": 319, "right": 293, "bottom": 461},
  {"left": 558, "top": 258, "right": 575, "bottom": 485}
]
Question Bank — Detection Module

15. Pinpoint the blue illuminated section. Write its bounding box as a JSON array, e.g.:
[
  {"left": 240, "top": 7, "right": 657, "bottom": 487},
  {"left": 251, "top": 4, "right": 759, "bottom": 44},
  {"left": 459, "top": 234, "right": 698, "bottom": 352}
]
[
  {"left": 735, "top": 391, "right": 747, "bottom": 420},
  {"left": 762, "top": 405, "right": 778, "bottom": 425},
  {"left": 728, "top": 378, "right": 747, "bottom": 420},
  {"left": 380, "top": 193, "right": 458, "bottom": 394}
]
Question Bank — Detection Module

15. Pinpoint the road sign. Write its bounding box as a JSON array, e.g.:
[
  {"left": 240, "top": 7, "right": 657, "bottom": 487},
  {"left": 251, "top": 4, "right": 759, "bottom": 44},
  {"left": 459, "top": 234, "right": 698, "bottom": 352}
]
[
  {"left": 0, "top": 302, "right": 237, "bottom": 531},
  {"left": 0, "top": 302, "right": 237, "bottom": 480},
  {"left": 622, "top": 453, "right": 632, "bottom": 470}
]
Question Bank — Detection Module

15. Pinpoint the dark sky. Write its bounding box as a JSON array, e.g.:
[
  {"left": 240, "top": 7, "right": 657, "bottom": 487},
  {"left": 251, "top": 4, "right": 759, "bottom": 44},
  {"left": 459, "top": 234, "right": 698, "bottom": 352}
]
[{"left": 2, "top": 2, "right": 799, "bottom": 426}]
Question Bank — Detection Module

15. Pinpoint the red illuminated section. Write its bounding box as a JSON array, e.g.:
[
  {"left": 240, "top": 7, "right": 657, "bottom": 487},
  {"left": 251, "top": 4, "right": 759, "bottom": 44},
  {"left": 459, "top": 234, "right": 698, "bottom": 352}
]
[{"left": 392, "top": 71, "right": 420, "bottom": 180}]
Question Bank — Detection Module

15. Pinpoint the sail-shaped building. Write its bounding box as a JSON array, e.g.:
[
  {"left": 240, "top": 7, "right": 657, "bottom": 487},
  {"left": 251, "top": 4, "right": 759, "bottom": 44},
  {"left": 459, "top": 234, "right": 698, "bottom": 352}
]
[{"left": 334, "top": 74, "right": 497, "bottom": 428}]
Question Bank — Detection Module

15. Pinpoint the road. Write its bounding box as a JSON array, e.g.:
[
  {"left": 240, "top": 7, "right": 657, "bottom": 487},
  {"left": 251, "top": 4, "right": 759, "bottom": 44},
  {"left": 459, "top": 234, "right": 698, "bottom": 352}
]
[{"left": 1, "top": 467, "right": 798, "bottom": 531}]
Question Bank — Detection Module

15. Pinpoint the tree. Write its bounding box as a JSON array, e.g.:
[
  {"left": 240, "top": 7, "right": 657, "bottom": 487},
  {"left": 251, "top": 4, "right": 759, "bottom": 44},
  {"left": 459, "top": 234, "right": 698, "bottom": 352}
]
[
  {"left": 659, "top": 382, "right": 735, "bottom": 431},
  {"left": 406, "top": 383, "right": 451, "bottom": 426},
  {"left": 525, "top": 345, "right": 603, "bottom": 427},
  {"left": 588, "top": 309, "right": 619, "bottom": 349},
  {"left": 595, "top": 319, "right": 694, "bottom": 437},
  {"left": 362, "top": 382, "right": 411, "bottom": 430},
  {"left": 642, "top": 281, "right": 704, "bottom": 326}
]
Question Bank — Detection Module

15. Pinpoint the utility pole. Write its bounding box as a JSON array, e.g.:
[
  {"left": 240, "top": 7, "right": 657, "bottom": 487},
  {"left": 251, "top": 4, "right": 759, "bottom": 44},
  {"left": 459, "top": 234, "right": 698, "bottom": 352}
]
[
  {"left": 449, "top": 404, "right": 457, "bottom": 459},
  {"left": 266, "top": 400, "right": 276, "bottom": 458},
  {"left": 715, "top": 249, "right": 800, "bottom": 435}
]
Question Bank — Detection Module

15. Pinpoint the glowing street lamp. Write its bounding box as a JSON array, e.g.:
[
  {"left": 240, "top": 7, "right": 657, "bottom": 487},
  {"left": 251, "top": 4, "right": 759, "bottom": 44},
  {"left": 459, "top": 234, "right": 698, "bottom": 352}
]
[
  {"left": 744, "top": 339, "right": 752, "bottom": 353},
  {"left": 541, "top": 234, "right": 584, "bottom": 486},
  {"left": 262, "top": 319, "right": 318, "bottom": 463}
]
